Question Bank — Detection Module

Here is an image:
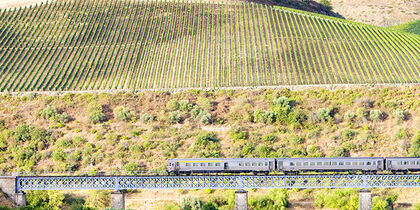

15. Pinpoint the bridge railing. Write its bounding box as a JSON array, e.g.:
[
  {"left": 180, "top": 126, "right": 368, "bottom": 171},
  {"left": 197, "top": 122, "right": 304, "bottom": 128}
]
[{"left": 16, "top": 175, "right": 420, "bottom": 192}]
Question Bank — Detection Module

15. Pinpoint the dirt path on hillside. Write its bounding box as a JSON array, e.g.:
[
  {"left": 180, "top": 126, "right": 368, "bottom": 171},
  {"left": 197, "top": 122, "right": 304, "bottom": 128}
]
[
  {"left": 0, "top": 0, "right": 48, "bottom": 9},
  {"left": 326, "top": 0, "right": 420, "bottom": 27}
]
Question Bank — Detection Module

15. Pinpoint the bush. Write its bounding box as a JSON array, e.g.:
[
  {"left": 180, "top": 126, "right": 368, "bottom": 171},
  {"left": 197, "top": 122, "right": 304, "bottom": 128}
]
[
  {"left": 56, "top": 138, "right": 73, "bottom": 149},
  {"left": 179, "top": 196, "right": 202, "bottom": 210},
  {"left": 194, "top": 133, "right": 220, "bottom": 158},
  {"left": 395, "top": 128, "right": 410, "bottom": 139},
  {"left": 166, "top": 99, "right": 180, "bottom": 111},
  {"left": 39, "top": 106, "right": 69, "bottom": 124},
  {"left": 85, "top": 190, "right": 109, "bottom": 209},
  {"left": 316, "top": 108, "right": 331, "bottom": 122},
  {"left": 392, "top": 108, "right": 405, "bottom": 123},
  {"left": 13, "top": 124, "right": 31, "bottom": 142},
  {"left": 197, "top": 97, "right": 213, "bottom": 111},
  {"left": 289, "top": 135, "right": 304, "bottom": 144},
  {"left": 320, "top": 0, "right": 332, "bottom": 11},
  {"left": 344, "top": 111, "right": 356, "bottom": 122},
  {"left": 269, "top": 189, "right": 288, "bottom": 208},
  {"left": 262, "top": 134, "right": 277, "bottom": 143},
  {"left": 113, "top": 106, "right": 132, "bottom": 122},
  {"left": 140, "top": 113, "right": 154, "bottom": 124},
  {"left": 123, "top": 162, "right": 142, "bottom": 174},
  {"left": 273, "top": 96, "right": 292, "bottom": 111},
  {"left": 372, "top": 196, "right": 388, "bottom": 210},
  {"left": 253, "top": 110, "right": 276, "bottom": 124},
  {"left": 26, "top": 190, "right": 65, "bottom": 210},
  {"left": 314, "top": 189, "right": 358, "bottom": 209},
  {"left": 369, "top": 110, "right": 383, "bottom": 122},
  {"left": 168, "top": 111, "right": 181, "bottom": 124},
  {"left": 178, "top": 100, "right": 193, "bottom": 111},
  {"left": 87, "top": 102, "right": 105, "bottom": 124},
  {"left": 342, "top": 129, "right": 356, "bottom": 141},
  {"left": 229, "top": 127, "right": 248, "bottom": 141},
  {"left": 409, "top": 131, "right": 420, "bottom": 157}
]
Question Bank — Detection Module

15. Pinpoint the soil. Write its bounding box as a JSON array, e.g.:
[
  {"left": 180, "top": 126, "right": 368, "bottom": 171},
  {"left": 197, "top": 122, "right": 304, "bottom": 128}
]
[
  {"left": 0, "top": 0, "right": 47, "bottom": 9},
  {"left": 323, "top": 0, "right": 420, "bottom": 27}
]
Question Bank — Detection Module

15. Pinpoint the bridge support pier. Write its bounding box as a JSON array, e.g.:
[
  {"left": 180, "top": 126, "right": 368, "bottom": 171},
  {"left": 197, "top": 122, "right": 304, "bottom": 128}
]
[
  {"left": 359, "top": 189, "right": 371, "bottom": 210},
  {"left": 235, "top": 190, "right": 248, "bottom": 210},
  {"left": 110, "top": 190, "right": 125, "bottom": 210},
  {"left": 15, "top": 192, "right": 26, "bottom": 207}
]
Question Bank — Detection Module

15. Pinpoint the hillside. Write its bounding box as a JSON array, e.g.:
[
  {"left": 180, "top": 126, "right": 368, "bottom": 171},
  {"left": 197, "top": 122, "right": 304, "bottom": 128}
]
[
  {"left": 0, "top": 0, "right": 419, "bottom": 92},
  {"left": 0, "top": 87, "right": 419, "bottom": 208},
  {"left": 390, "top": 19, "right": 420, "bottom": 35}
]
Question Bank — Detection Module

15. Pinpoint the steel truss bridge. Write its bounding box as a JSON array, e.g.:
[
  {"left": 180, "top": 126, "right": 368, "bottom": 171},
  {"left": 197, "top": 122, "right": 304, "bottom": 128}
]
[{"left": 16, "top": 175, "right": 420, "bottom": 191}]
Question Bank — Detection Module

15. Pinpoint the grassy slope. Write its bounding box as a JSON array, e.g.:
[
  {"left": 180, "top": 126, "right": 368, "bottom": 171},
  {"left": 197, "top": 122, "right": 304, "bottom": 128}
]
[
  {"left": 0, "top": 87, "right": 419, "bottom": 207},
  {"left": 389, "top": 19, "right": 420, "bottom": 35}
]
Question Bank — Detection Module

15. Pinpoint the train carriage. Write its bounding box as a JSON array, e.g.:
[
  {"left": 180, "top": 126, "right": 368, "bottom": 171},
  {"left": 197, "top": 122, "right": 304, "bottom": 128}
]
[
  {"left": 168, "top": 158, "right": 276, "bottom": 174},
  {"left": 386, "top": 157, "right": 420, "bottom": 173},
  {"left": 276, "top": 157, "right": 385, "bottom": 173}
]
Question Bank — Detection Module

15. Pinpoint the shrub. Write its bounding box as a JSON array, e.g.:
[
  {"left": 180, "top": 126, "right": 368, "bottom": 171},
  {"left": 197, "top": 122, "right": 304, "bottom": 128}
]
[
  {"left": 344, "top": 111, "right": 356, "bottom": 122},
  {"left": 166, "top": 99, "right": 180, "bottom": 111},
  {"left": 178, "top": 100, "right": 193, "bottom": 111},
  {"left": 113, "top": 106, "right": 132, "bottom": 122},
  {"left": 268, "top": 189, "right": 288, "bottom": 208},
  {"left": 253, "top": 110, "right": 276, "bottom": 124},
  {"left": 140, "top": 113, "right": 154, "bottom": 124},
  {"left": 199, "top": 112, "right": 212, "bottom": 125},
  {"left": 320, "top": 0, "right": 332, "bottom": 11},
  {"left": 332, "top": 146, "right": 350, "bottom": 157},
  {"left": 13, "top": 124, "right": 31, "bottom": 142},
  {"left": 87, "top": 102, "right": 105, "bottom": 124},
  {"left": 168, "top": 111, "right": 181, "bottom": 124},
  {"left": 392, "top": 108, "right": 405, "bottom": 123},
  {"left": 197, "top": 97, "right": 213, "bottom": 111},
  {"left": 195, "top": 133, "right": 218, "bottom": 147},
  {"left": 273, "top": 96, "right": 292, "bottom": 111},
  {"left": 52, "top": 149, "right": 66, "bottom": 162},
  {"left": 56, "top": 138, "right": 73, "bottom": 149},
  {"left": 39, "top": 106, "right": 69, "bottom": 124},
  {"left": 314, "top": 189, "right": 358, "bottom": 209},
  {"left": 342, "top": 129, "right": 356, "bottom": 141},
  {"left": 289, "top": 135, "right": 304, "bottom": 144},
  {"left": 180, "top": 196, "right": 202, "bottom": 210},
  {"left": 262, "top": 134, "right": 277, "bottom": 143},
  {"left": 26, "top": 190, "right": 65, "bottom": 210},
  {"left": 316, "top": 108, "right": 331, "bottom": 122},
  {"left": 409, "top": 131, "right": 420, "bottom": 157},
  {"left": 369, "top": 110, "right": 383, "bottom": 122},
  {"left": 395, "top": 128, "right": 410, "bottom": 139},
  {"left": 194, "top": 133, "right": 220, "bottom": 158},
  {"left": 123, "top": 162, "right": 142, "bottom": 174},
  {"left": 85, "top": 190, "right": 109, "bottom": 209},
  {"left": 372, "top": 196, "right": 388, "bottom": 210},
  {"left": 286, "top": 110, "right": 307, "bottom": 127},
  {"left": 229, "top": 127, "right": 248, "bottom": 141}
]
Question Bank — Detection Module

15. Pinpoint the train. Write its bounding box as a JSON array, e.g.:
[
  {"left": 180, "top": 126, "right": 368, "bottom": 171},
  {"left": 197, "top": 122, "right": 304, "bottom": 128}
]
[{"left": 167, "top": 157, "right": 420, "bottom": 175}]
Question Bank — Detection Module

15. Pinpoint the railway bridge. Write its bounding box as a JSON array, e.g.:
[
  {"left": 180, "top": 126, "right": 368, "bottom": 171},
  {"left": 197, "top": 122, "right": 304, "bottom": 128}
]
[{"left": 2, "top": 174, "right": 420, "bottom": 209}]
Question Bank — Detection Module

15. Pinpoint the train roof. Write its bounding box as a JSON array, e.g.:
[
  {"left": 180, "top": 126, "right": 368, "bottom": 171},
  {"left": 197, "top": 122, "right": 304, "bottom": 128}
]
[
  {"left": 276, "top": 157, "right": 384, "bottom": 160},
  {"left": 168, "top": 158, "right": 275, "bottom": 161}
]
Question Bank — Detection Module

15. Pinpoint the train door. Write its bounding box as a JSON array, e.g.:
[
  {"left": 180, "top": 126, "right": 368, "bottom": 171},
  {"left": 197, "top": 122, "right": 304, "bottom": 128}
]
[
  {"left": 277, "top": 161, "right": 283, "bottom": 171},
  {"left": 269, "top": 161, "right": 273, "bottom": 170},
  {"left": 224, "top": 162, "right": 228, "bottom": 170}
]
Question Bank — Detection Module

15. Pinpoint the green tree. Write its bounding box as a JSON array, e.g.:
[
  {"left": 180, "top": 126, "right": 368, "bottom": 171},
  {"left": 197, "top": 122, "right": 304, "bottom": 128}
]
[
  {"left": 87, "top": 102, "right": 105, "bottom": 124},
  {"left": 409, "top": 131, "right": 420, "bottom": 157}
]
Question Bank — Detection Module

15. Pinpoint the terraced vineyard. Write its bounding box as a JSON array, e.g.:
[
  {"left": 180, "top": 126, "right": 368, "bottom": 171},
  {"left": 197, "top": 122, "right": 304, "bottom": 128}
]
[{"left": 0, "top": 0, "right": 419, "bottom": 91}]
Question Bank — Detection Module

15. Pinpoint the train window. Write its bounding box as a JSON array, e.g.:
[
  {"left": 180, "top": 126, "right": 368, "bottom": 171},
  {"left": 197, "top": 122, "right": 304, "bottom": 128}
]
[
  {"left": 193, "top": 163, "right": 198, "bottom": 166},
  {"left": 404, "top": 161, "right": 408, "bottom": 165},
  {"left": 200, "top": 163, "right": 205, "bottom": 166},
  {"left": 373, "top": 161, "right": 376, "bottom": 165},
  {"left": 215, "top": 163, "right": 221, "bottom": 166},
  {"left": 324, "top": 162, "right": 330, "bottom": 166},
  {"left": 317, "top": 162, "right": 322, "bottom": 166},
  {"left": 265, "top": 162, "right": 268, "bottom": 166},
  {"left": 303, "top": 162, "right": 309, "bottom": 166},
  {"left": 239, "top": 162, "right": 243, "bottom": 166},
  {"left": 367, "top": 162, "right": 371, "bottom": 165},
  {"left": 398, "top": 161, "right": 402, "bottom": 165},
  {"left": 339, "top": 162, "right": 344, "bottom": 166},
  {"left": 245, "top": 162, "right": 250, "bottom": 166},
  {"left": 252, "top": 163, "right": 257, "bottom": 166},
  {"left": 411, "top": 161, "right": 415, "bottom": 165},
  {"left": 290, "top": 162, "right": 295, "bottom": 166},
  {"left": 310, "top": 162, "right": 315, "bottom": 166},
  {"left": 176, "top": 162, "right": 179, "bottom": 166},
  {"left": 208, "top": 163, "right": 213, "bottom": 166},
  {"left": 186, "top": 163, "right": 190, "bottom": 166},
  {"left": 297, "top": 162, "right": 302, "bottom": 166},
  {"left": 417, "top": 161, "right": 420, "bottom": 165},
  {"left": 359, "top": 162, "right": 365, "bottom": 166},
  {"left": 352, "top": 162, "right": 357, "bottom": 166},
  {"left": 258, "top": 162, "right": 263, "bottom": 166},
  {"left": 345, "top": 162, "right": 351, "bottom": 165},
  {"left": 332, "top": 162, "right": 337, "bottom": 166}
]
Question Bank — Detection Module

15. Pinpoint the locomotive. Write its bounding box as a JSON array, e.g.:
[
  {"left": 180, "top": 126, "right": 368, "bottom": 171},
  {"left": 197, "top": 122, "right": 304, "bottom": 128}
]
[{"left": 167, "top": 157, "right": 420, "bottom": 175}]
